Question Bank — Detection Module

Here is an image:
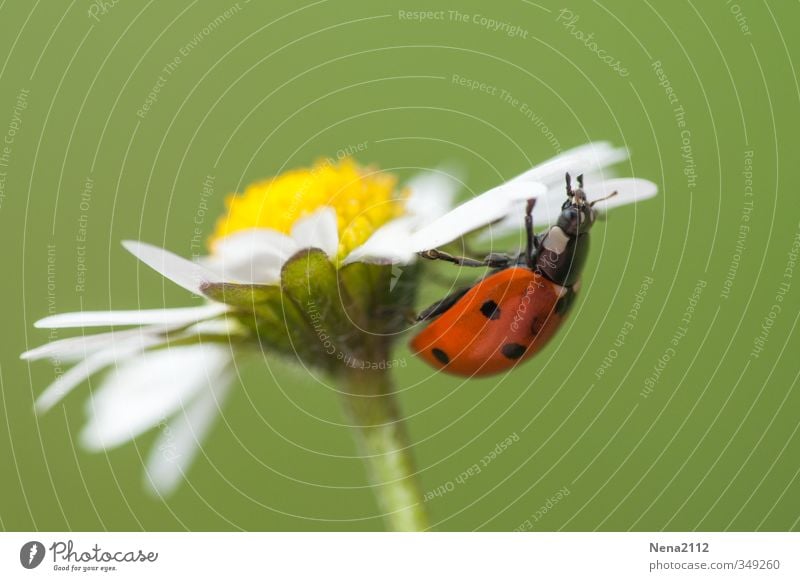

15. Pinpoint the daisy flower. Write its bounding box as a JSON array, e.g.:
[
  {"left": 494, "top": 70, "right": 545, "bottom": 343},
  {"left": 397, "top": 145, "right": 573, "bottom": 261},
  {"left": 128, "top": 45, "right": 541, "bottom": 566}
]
[{"left": 23, "top": 143, "right": 656, "bottom": 531}]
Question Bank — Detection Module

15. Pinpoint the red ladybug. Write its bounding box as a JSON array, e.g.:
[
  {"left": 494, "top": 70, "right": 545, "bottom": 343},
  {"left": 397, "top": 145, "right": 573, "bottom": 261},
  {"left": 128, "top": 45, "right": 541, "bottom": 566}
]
[{"left": 411, "top": 173, "right": 617, "bottom": 377}]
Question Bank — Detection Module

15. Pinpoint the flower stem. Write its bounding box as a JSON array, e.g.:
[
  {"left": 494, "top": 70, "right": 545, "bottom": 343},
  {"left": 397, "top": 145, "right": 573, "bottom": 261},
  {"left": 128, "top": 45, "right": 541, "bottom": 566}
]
[{"left": 339, "top": 366, "right": 429, "bottom": 531}]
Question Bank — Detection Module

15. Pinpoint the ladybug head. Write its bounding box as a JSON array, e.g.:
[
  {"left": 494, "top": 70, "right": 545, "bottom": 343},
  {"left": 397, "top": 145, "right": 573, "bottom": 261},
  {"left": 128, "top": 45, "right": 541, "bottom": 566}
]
[{"left": 558, "top": 173, "right": 596, "bottom": 236}]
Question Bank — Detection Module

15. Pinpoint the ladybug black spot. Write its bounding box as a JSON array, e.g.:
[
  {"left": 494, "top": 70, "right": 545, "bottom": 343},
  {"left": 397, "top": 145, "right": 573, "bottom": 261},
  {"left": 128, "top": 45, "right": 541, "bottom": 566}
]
[
  {"left": 530, "top": 316, "right": 545, "bottom": 337},
  {"left": 480, "top": 300, "right": 501, "bottom": 320},
  {"left": 432, "top": 348, "right": 450, "bottom": 365},
  {"left": 501, "top": 343, "right": 526, "bottom": 360}
]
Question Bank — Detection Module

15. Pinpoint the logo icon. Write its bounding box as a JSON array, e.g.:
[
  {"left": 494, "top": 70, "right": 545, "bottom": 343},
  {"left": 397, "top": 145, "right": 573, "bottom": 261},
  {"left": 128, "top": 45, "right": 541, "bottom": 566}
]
[
  {"left": 19, "top": 541, "right": 45, "bottom": 569},
  {"left": 390, "top": 263, "right": 404, "bottom": 292}
]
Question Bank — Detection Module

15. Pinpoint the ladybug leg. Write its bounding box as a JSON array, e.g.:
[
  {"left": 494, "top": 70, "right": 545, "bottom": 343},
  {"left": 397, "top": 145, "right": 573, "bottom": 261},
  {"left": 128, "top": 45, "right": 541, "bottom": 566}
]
[
  {"left": 416, "top": 286, "right": 470, "bottom": 321},
  {"left": 418, "top": 249, "right": 513, "bottom": 268},
  {"left": 482, "top": 253, "right": 515, "bottom": 268},
  {"left": 418, "top": 249, "right": 486, "bottom": 267},
  {"left": 524, "top": 198, "right": 540, "bottom": 268}
]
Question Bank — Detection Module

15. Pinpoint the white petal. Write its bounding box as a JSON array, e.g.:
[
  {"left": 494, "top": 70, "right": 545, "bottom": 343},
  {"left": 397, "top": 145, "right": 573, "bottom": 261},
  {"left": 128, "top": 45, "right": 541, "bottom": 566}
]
[
  {"left": 23, "top": 327, "right": 163, "bottom": 362},
  {"left": 214, "top": 228, "right": 297, "bottom": 263},
  {"left": 183, "top": 317, "right": 240, "bottom": 337},
  {"left": 143, "top": 372, "right": 233, "bottom": 496},
  {"left": 477, "top": 199, "right": 561, "bottom": 244},
  {"left": 343, "top": 217, "right": 418, "bottom": 265},
  {"left": 290, "top": 206, "right": 339, "bottom": 258},
  {"left": 509, "top": 142, "right": 628, "bottom": 187},
  {"left": 344, "top": 167, "right": 463, "bottom": 265},
  {"left": 80, "top": 344, "right": 231, "bottom": 451},
  {"left": 481, "top": 176, "right": 659, "bottom": 242},
  {"left": 123, "top": 240, "right": 223, "bottom": 294},
  {"left": 34, "top": 334, "right": 160, "bottom": 414},
  {"left": 34, "top": 303, "right": 228, "bottom": 329},
  {"left": 403, "top": 166, "right": 463, "bottom": 223},
  {"left": 208, "top": 228, "right": 298, "bottom": 284},
  {"left": 584, "top": 178, "right": 659, "bottom": 211},
  {"left": 409, "top": 180, "right": 547, "bottom": 252},
  {"left": 479, "top": 183, "right": 575, "bottom": 241}
]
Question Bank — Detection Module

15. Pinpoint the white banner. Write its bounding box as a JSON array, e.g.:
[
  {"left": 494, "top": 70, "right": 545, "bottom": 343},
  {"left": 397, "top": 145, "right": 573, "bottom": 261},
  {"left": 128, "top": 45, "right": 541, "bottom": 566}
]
[{"left": 1, "top": 532, "right": 797, "bottom": 580}]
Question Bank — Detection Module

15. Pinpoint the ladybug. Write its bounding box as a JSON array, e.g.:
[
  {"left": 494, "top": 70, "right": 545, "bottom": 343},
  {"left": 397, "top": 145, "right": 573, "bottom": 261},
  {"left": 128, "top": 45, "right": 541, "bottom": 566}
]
[{"left": 411, "top": 173, "right": 618, "bottom": 377}]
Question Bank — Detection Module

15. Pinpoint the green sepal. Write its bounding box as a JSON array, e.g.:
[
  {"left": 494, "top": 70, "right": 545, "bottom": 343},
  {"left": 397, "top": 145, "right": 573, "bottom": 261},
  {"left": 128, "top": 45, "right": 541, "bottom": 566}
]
[
  {"left": 281, "top": 248, "right": 353, "bottom": 337},
  {"left": 200, "top": 281, "right": 278, "bottom": 307},
  {"left": 201, "top": 280, "right": 328, "bottom": 363},
  {"left": 193, "top": 249, "right": 421, "bottom": 373},
  {"left": 338, "top": 261, "right": 419, "bottom": 336}
]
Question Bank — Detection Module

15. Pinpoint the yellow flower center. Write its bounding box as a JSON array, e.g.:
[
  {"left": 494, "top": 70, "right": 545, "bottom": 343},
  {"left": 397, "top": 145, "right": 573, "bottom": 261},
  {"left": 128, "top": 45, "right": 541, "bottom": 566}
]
[
  {"left": 209, "top": 159, "right": 407, "bottom": 262},
  {"left": 209, "top": 158, "right": 406, "bottom": 260}
]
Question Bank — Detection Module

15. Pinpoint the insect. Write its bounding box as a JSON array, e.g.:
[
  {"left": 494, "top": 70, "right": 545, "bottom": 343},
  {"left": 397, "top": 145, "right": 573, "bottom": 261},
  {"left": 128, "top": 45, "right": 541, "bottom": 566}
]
[{"left": 411, "top": 173, "right": 620, "bottom": 377}]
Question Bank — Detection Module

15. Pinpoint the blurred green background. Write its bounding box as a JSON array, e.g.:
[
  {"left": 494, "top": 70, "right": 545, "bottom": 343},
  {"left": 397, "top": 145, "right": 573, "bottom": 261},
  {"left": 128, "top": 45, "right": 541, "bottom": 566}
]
[{"left": 1, "top": 0, "right": 799, "bottom": 531}]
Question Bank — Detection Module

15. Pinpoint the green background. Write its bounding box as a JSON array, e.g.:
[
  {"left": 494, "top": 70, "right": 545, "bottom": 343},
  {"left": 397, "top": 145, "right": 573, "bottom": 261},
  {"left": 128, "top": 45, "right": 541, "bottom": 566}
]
[{"left": 1, "top": 0, "right": 799, "bottom": 531}]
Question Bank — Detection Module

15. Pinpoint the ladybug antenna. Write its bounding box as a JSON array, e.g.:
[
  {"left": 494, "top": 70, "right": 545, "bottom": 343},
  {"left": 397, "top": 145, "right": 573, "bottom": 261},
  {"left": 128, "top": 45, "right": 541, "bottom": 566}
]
[
  {"left": 577, "top": 174, "right": 584, "bottom": 189},
  {"left": 589, "top": 190, "right": 619, "bottom": 208},
  {"left": 565, "top": 172, "right": 573, "bottom": 199}
]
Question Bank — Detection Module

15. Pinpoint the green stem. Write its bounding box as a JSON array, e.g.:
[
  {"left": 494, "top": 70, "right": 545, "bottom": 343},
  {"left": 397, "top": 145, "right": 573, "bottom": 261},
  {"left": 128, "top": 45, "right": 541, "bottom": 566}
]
[{"left": 339, "top": 365, "right": 429, "bottom": 531}]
